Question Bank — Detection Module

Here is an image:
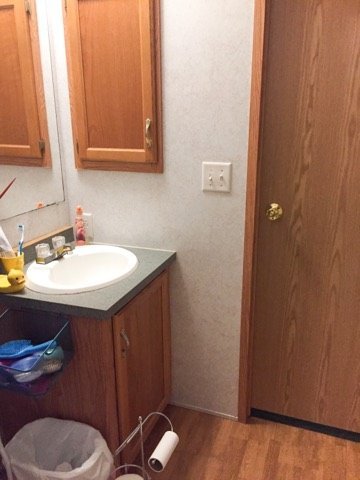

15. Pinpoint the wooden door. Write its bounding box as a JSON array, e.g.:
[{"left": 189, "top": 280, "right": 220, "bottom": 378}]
[
  {"left": 64, "top": 0, "right": 162, "bottom": 172},
  {"left": 113, "top": 271, "right": 171, "bottom": 462},
  {"left": 0, "top": 0, "right": 50, "bottom": 166},
  {"left": 251, "top": 0, "right": 360, "bottom": 432}
]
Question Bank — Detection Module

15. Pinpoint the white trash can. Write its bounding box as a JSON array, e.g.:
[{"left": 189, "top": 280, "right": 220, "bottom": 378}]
[{"left": 5, "top": 418, "right": 113, "bottom": 480}]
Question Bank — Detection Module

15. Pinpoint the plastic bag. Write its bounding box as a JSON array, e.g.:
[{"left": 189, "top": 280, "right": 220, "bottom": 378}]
[{"left": 5, "top": 417, "right": 113, "bottom": 480}]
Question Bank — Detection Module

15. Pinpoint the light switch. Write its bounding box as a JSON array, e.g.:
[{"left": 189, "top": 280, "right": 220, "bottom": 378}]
[{"left": 202, "top": 162, "right": 232, "bottom": 192}]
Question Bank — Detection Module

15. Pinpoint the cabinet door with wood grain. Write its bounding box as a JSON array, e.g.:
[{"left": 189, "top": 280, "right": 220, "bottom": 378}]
[
  {"left": 0, "top": 0, "right": 50, "bottom": 166},
  {"left": 64, "top": 0, "right": 162, "bottom": 173},
  {"left": 113, "top": 271, "right": 171, "bottom": 462}
]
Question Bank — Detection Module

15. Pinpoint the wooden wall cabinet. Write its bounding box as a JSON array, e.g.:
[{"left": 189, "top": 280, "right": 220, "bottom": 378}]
[
  {"left": 64, "top": 0, "right": 162, "bottom": 173},
  {"left": 0, "top": 270, "right": 171, "bottom": 461},
  {"left": 0, "top": 0, "right": 51, "bottom": 167}
]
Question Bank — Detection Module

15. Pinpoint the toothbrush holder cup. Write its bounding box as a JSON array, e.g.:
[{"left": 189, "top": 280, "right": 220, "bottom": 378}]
[{"left": 1, "top": 253, "right": 24, "bottom": 273}]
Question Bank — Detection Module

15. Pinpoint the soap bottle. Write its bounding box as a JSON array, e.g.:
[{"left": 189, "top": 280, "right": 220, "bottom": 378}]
[
  {"left": 74, "top": 205, "right": 86, "bottom": 246},
  {"left": 83, "top": 212, "right": 94, "bottom": 243}
]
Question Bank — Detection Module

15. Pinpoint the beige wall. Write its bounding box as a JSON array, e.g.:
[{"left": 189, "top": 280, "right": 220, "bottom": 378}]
[
  {"left": 60, "top": 0, "right": 254, "bottom": 418},
  {"left": 5, "top": 0, "right": 255, "bottom": 419}
]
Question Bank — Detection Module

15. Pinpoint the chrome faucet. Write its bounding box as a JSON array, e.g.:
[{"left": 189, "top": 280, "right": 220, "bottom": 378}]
[{"left": 35, "top": 243, "right": 74, "bottom": 265}]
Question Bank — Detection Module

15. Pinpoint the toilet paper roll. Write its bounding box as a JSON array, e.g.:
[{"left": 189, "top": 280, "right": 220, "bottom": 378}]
[
  {"left": 148, "top": 431, "right": 179, "bottom": 472},
  {"left": 116, "top": 475, "right": 143, "bottom": 479}
]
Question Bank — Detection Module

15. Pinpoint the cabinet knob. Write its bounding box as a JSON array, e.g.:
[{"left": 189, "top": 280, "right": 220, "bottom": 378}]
[{"left": 120, "top": 329, "right": 130, "bottom": 358}]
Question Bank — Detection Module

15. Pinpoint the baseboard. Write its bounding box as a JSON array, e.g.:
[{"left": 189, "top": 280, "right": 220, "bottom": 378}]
[
  {"left": 251, "top": 409, "right": 360, "bottom": 443},
  {"left": 169, "top": 401, "right": 238, "bottom": 422}
]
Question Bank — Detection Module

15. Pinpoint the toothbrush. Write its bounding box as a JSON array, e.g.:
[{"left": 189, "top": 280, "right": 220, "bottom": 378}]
[{"left": 17, "top": 224, "right": 24, "bottom": 256}]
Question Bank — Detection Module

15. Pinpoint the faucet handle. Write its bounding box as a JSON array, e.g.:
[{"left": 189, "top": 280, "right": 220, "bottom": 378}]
[
  {"left": 35, "top": 243, "right": 50, "bottom": 259},
  {"left": 52, "top": 236, "right": 66, "bottom": 252},
  {"left": 35, "top": 243, "right": 55, "bottom": 264}
]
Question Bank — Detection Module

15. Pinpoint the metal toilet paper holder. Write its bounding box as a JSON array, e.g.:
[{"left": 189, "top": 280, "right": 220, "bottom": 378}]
[{"left": 113, "top": 411, "right": 179, "bottom": 480}]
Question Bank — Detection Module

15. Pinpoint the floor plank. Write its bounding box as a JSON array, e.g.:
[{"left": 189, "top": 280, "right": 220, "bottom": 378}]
[{"left": 137, "top": 406, "right": 359, "bottom": 480}]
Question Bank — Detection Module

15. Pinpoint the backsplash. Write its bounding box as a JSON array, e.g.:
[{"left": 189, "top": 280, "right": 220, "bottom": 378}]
[{"left": 0, "top": 203, "right": 69, "bottom": 251}]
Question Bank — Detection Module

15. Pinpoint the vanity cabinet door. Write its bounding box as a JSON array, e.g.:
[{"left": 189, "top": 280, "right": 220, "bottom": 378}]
[
  {"left": 64, "top": 0, "right": 162, "bottom": 173},
  {"left": 113, "top": 271, "right": 171, "bottom": 462},
  {"left": 0, "top": 0, "right": 50, "bottom": 166}
]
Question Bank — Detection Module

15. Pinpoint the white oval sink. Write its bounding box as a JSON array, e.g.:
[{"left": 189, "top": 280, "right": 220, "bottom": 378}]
[{"left": 26, "top": 245, "right": 138, "bottom": 294}]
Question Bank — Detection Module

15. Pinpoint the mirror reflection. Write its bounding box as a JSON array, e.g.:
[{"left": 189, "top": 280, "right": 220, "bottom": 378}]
[{"left": 0, "top": 0, "right": 65, "bottom": 221}]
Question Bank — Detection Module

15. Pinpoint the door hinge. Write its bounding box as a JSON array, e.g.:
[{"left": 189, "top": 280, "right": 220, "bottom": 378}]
[
  {"left": 24, "top": 0, "right": 31, "bottom": 15},
  {"left": 76, "top": 140, "right": 79, "bottom": 154},
  {"left": 64, "top": 0, "right": 67, "bottom": 13},
  {"left": 39, "top": 139, "right": 46, "bottom": 156}
]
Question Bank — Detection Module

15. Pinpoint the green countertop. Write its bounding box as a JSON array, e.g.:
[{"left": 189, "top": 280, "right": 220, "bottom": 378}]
[{"left": 0, "top": 246, "right": 176, "bottom": 319}]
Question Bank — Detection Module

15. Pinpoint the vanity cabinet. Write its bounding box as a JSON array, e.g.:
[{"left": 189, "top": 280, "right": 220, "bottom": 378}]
[
  {"left": 0, "top": 0, "right": 51, "bottom": 166},
  {"left": 64, "top": 0, "right": 162, "bottom": 173},
  {"left": 0, "top": 270, "right": 171, "bottom": 461},
  {"left": 114, "top": 271, "right": 171, "bottom": 461}
]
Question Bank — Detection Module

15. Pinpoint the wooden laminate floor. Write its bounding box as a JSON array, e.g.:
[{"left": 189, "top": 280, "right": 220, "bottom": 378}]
[{"left": 142, "top": 406, "right": 360, "bottom": 480}]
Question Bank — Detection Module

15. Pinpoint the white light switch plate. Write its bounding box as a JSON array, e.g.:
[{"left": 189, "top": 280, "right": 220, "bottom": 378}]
[{"left": 202, "top": 162, "right": 232, "bottom": 192}]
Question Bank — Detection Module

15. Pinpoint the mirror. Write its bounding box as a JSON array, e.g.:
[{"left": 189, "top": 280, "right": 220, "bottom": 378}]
[{"left": 0, "top": 0, "right": 65, "bottom": 221}]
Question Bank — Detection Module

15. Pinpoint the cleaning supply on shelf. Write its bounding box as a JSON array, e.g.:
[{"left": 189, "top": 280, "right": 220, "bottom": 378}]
[
  {"left": 0, "top": 339, "right": 56, "bottom": 359},
  {"left": 9, "top": 352, "right": 64, "bottom": 383},
  {"left": 37, "top": 345, "right": 64, "bottom": 374},
  {"left": 0, "top": 340, "right": 30, "bottom": 354},
  {"left": 8, "top": 350, "right": 57, "bottom": 372},
  {"left": 11, "top": 356, "right": 43, "bottom": 383},
  {"left": 42, "top": 345, "right": 64, "bottom": 361},
  {"left": 0, "top": 345, "right": 64, "bottom": 383},
  {"left": 74, "top": 205, "right": 86, "bottom": 246},
  {"left": 83, "top": 212, "right": 94, "bottom": 243},
  {"left": 39, "top": 357, "right": 63, "bottom": 374},
  {"left": 74, "top": 206, "right": 94, "bottom": 244}
]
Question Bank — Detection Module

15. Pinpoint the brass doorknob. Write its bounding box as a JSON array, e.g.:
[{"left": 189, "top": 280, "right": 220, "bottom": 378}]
[{"left": 265, "top": 203, "right": 283, "bottom": 221}]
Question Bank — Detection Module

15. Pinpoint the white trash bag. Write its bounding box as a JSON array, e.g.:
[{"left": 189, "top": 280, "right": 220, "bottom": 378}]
[{"left": 5, "top": 418, "right": 114, "bottom": 480}]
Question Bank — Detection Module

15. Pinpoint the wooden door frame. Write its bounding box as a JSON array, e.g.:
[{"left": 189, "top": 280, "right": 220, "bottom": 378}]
[{"left": 238, "top": 0, "right": 267, "bottom": 422}]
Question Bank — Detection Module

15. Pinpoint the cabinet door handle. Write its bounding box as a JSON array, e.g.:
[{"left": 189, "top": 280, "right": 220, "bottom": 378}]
[
  {"left": 120, "top": 329, "right": 130, "bottom": 358},
  {"left": 145, "top": 118, "right": 153, "bottom": 149}
]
